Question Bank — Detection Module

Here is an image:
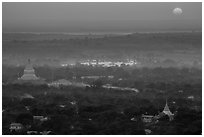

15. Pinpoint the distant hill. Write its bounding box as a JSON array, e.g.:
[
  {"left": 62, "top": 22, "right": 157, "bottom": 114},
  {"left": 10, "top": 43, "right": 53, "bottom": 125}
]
[
  {"left": 3, "top": 32, "right": 201, "bottom": 51},
  {"left": 2, "top": 32, "right": 202, "bottom": 65}
]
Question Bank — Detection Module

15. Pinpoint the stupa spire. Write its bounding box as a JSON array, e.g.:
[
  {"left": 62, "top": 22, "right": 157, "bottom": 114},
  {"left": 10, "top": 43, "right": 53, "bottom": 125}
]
[{"left": 163, "top": 98, "right": 173, "bottom": 116}]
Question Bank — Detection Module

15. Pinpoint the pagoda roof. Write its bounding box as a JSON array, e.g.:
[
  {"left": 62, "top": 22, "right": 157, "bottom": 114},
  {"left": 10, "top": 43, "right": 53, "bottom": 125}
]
[{"left": 163, "top": 100, "right": 174, "bottom": 116}]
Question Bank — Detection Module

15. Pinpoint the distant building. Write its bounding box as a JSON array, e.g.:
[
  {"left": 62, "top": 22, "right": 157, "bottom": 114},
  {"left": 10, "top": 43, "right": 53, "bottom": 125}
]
[
  {"left": 27, "top": 131, "right": 38, "bottom": 135},
  {"left": 141, "top": 114, "right": 154, "bottom": 123},
  {"left": 187, "top": 95, "right": 194, "bottom": 100},
  {"left": 13, "top": 59, "right": 46, "bottom": 85},
  {"left": 33, "top": 116, "right": 49, "bottom": 122},
  {"left": 178, "top": 90, "right": 184, "bottom": 93},
  {"left": 144, "top": 129, "right": 152, "bottom": 135},
  {"left": 9, "top": 123, "right": 24, "bottom": 132},
  {"left": 48, "top": 79, "right": 72, "bottom": 87},
  {"left": 141, "top": 100, "right": 175, "bottom": 124},
  {"left": 40, "top": 131, "right": 53, "bottom": 135},
  {"left": 157, "top": 100, "right": 175, "bottom": 121},
  {"left": 130, "top": 117, "right": 138, "bottom": 121}
]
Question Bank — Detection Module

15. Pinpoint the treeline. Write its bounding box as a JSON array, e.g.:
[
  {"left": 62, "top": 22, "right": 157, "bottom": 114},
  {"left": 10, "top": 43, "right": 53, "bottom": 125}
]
[{"left": 3, "top": 65, "right": 201, "bottom": 84}]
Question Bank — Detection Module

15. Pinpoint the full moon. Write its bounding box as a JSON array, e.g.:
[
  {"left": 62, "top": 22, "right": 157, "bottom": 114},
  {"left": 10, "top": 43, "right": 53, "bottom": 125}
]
[{"left": 173, "top": 8, "right": 183, "bottom": 15}]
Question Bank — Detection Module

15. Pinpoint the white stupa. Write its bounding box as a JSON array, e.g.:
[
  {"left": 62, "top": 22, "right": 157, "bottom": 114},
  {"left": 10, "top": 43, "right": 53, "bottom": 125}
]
[
  {"left": 19, "top": 59, "right": 39, "bottom": 80},
  {"left": 14, "top": 59, "right": 45, "bottom": 85}
]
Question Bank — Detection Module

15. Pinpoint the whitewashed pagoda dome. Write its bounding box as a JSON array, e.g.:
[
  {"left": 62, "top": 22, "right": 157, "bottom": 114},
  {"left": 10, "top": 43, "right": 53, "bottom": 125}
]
[{"left": 19, "top": 59, "right": 39, "bottom": 80}]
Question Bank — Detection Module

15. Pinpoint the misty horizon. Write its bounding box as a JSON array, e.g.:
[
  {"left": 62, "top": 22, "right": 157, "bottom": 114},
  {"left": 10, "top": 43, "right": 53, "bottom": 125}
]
[{"left": 2, "top": 2, "right": 202, "bottom": 32}]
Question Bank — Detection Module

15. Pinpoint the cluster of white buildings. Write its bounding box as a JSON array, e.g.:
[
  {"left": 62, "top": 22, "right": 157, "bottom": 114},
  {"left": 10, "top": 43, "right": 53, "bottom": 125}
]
[
  {"left": 60, "top": 59, "right": 138, "bottom": 67},
  {"left": 80, "top": 59, "right": 137, "bottom": 67}
]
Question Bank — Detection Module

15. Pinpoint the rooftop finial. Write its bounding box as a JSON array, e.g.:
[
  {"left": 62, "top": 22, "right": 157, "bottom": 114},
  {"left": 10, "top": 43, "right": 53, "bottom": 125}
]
[{"left": 28, "top": 59, "right": 30, "bottom": 64}]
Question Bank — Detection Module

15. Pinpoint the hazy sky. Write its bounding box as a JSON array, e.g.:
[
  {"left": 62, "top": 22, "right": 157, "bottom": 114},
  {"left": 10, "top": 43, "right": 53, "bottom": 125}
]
[{"left": 2, "top": 2, "right": 202, "bottom": 32}]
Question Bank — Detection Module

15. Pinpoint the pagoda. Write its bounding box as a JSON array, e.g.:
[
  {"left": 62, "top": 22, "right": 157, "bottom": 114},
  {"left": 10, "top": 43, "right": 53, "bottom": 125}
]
[
  {"left": 19, "top": 59, "right": 39, "bottom": 80},
  {"left": 14, "top": 59, "right": 45, "bottom": 85},
  {"left": 160, "top": 99, "right": 174, "bottom": 121},
  {"left": 141, "top": 99, "right": 175, "bottom": 124},
  {"left": 163, "top": 100, "right": 173, "bottom": 115}
]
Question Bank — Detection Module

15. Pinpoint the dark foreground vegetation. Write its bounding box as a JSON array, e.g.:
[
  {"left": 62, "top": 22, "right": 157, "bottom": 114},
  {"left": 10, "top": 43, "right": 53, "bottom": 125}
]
[
  {"left": 2, "top": 84, "right": 201, "bottom": 135},
  {"left": 2, "top": 66, "right": 202, "bottom": 135}
]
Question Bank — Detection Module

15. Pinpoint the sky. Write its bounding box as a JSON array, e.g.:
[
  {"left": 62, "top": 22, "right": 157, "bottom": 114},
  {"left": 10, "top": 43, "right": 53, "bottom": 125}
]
[{"left": 2, "top": 2, "right": 202, "bottom": 32}]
